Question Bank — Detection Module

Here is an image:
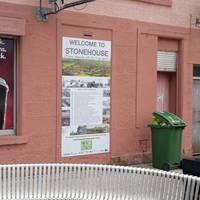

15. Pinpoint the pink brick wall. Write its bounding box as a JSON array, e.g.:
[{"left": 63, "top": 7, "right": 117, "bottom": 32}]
[
  {"left": 0, "top": 1, "right": 197, "bottom": 164},
  {"left": 0, "top": 0, "right": 200, "bottom": 28},
  {"left": 133, "top": 0, "right": 172, "bottom": 7}
]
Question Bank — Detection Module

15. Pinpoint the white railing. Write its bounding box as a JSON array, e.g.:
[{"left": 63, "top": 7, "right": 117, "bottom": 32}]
[{"left": 0, "top": 163, "right": 199, "bottom": 200}]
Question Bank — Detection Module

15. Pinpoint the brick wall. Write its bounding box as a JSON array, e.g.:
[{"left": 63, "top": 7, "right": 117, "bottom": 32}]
[{"left": 0, "top": 0, "right": 199, "bottom": 28}]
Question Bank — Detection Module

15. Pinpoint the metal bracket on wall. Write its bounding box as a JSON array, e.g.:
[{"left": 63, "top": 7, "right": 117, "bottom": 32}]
[
  {"left": 36, "top": 7, "right": 48, "bottom": 22},
  {"left": 36, "top": 0, "right": 96, "bottom": 22}
]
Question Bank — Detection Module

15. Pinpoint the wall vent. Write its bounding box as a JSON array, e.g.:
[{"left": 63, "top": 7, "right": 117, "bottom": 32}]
[{"left": 157, "top": 51, "right": 177, "bottom": 72}]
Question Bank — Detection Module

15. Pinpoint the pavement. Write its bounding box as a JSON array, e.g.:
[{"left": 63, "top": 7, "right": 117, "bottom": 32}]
[{"left": 131, "top": 162, "right": 183, "bottom": 173}]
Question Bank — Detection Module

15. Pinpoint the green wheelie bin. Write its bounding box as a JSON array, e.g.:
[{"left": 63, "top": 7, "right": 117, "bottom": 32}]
[{"left": 149, "top": 112, "right": 187, "bottom": 171}]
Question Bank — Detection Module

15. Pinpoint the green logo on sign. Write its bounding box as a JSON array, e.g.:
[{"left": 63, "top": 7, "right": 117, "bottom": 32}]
[{"left": 81, "top": 140, "right": 92, "bottom": 151}]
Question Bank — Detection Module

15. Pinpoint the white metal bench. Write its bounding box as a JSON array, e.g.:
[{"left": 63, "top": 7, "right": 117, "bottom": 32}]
[{"left": 0, "top": 163, "right": 199, "bottom": 200}]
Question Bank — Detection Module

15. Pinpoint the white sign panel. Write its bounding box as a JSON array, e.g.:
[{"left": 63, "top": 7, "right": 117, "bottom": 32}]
[
  {"left": 61, "top": 37, "right": 111, "bottom": 157},
  {"left": 62, "top": 37, "right": 111, "bottom": 61}
]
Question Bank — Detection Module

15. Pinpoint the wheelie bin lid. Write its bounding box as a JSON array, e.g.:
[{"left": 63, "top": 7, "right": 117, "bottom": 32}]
[{"left": 152, "top": 112, "right": 187, "bottom": 128}]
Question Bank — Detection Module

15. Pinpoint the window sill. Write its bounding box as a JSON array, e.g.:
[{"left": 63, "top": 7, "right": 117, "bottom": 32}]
[
  {"left": 134, "top": 0, "right": 172, "bottom": 7},
  {"left": 0, "top": 135, "right": 28, "bottom": 146}
]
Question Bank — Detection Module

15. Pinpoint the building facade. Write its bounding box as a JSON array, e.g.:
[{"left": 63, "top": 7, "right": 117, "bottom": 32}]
[{"left": 0, "top": 0, "right": 199, "bottom": 164}]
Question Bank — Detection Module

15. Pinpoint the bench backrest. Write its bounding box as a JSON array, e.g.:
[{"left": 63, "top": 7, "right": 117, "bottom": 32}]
[{"left": 0, "top": 164, "right": 199, "bottom": 200}]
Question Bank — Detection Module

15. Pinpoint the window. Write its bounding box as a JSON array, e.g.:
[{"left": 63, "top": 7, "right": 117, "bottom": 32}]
[
  {"left": 134, "top": 0, "right": 172, "bottom": 6},
  {"left": 0, "top": 37, "right": 16, "bottom": 136},
  {"left": 193, "top": 65, "right": 200, "bottom": 77}
]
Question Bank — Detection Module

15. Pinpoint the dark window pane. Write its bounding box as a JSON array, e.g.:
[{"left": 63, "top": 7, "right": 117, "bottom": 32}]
[{"left": 193, "top": 65, "right": 200, "bottom": 77}]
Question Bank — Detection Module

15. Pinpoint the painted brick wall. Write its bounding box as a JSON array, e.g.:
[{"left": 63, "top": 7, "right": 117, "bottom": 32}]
[
  {"left": 0, "top": 0, "right": 199, "bottom": 28},
  {"left": 0, "top": 1, "right": 197, "bottom": 164}
]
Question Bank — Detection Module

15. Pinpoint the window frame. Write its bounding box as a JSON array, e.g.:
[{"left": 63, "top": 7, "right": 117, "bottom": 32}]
[{"left": 0, "top": 35, "right": 17, "bottom": 136}]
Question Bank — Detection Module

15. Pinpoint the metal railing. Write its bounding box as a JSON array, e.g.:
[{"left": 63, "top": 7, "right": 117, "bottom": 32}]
[{"left": 0, "top": 163, "right": 199, "bottom": 200}]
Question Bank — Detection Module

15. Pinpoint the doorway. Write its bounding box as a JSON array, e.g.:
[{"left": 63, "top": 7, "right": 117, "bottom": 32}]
[
  {"left": 156, "top": 49, "right": 177, "bottom": 113},
  {"left": 192, "top": 65, "right": 200, "bottom": 154},
  {"left": 157, "top": 72, "right": 176, "bottom": 112}
]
